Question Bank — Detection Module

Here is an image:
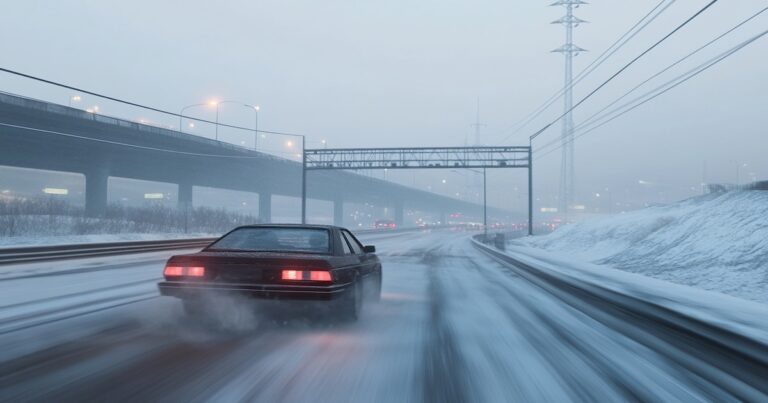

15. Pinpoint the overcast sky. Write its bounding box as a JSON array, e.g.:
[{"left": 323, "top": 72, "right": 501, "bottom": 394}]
[{"left": 1, "top": 0, "right": 766, "bottom": 215}]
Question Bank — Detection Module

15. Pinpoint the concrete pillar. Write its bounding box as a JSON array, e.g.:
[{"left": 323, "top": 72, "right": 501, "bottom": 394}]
[
  {"left": 259, "top": 192, "right": 272, "bottom": 223},
  {"left": 394, "top": 201, "right": 404, "bottom": 228},
  {"left": 84, "top": 167, "right": 109, "bottom": 217},
  {"left": 439, "top": 211, "right": 447, "bottom": 226},
  {"left": 333, "top": 199, "right": 344, "bottom": 226},
  {"left": 178, "top": 182, "right": 193, "bottom": 210}
]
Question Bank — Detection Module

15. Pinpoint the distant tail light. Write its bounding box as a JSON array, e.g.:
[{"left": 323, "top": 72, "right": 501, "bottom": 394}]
[
  {"left": 281, "top": 269, "right": 332, "bottom": 282},
  {"left": 164, "top": 264, "right": 205, "bottom": 278}
]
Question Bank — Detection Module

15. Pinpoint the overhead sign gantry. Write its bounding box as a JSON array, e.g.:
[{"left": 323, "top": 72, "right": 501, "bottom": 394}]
[{"left": 301, "top": 146, "right": 533, "bottom": 235}]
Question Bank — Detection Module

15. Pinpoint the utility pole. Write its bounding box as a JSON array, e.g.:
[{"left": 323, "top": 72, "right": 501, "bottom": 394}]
[
  {"left": 470, "top": 97, "right": 487, "bottom": 229},
  {"left": 550, "top": 0, "right": 586, "bottom": 222},
  {"left": 470, "top": 97, "right": 486, "bottom": 146}
]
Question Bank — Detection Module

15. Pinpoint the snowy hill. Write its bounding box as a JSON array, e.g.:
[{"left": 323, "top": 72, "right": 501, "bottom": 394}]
[{"left": 515, "top": 190, "right": 768, "bottom": 304}]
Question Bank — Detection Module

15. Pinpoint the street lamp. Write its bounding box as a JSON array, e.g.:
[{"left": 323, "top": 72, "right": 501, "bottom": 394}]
[
  {"left": 214, "top": 100, "right": 259, "bottom": 143},
  {"left": 69, "top": 95, "right": 81, "bottom": 107},
  {"left": 253, "top": 105, "right": 260, "bottom": 150},
  {"left": 179, "top": 102, "right": 214, "bottom": 134}
]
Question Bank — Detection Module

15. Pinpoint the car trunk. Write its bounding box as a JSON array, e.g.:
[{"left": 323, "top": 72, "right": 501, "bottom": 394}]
[{"left": 168, "top": 252, "right": 333, "bottom": 284}]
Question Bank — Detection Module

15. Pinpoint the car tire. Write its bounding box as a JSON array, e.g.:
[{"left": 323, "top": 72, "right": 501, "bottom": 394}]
[
  {"left": 340, "top": 279, "right": 362, "bottom": 322},
  {"left": 372, "top": 271, "right": 382, "bottom": 303}
]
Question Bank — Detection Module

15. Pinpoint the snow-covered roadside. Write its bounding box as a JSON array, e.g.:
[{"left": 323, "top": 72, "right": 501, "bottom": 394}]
[
  {"left": 514, "top": 190, "right": 768, "bottom": 304},
  {"left": 0, "top": 233, "right": 220, "bottom": 248},
  {"left": 491, "top": 242, "right": 768, "bottom": 345}
]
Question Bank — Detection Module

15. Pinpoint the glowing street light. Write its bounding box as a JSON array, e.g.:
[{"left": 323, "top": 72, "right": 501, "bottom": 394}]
[
  {"left": 180, "top": 101, "right": 217, "bottom": 135},
  {"left": 69, "top": 95, "right": 81, "bottom": 107}
]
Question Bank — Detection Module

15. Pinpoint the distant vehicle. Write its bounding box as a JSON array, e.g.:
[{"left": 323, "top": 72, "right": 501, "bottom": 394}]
[
  {"left": 374, "top": 219, "right": 397, "bottom": 229},
  {"left": 157, "top": 224, "right": 382, "bottom": 321}
]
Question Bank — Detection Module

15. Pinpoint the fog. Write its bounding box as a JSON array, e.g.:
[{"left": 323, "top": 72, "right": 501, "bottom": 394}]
[{"left": 1, "top": 0, "right": 766, "bottom": 216}]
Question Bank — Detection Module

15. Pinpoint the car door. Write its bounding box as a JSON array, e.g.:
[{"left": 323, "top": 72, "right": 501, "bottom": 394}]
[
  {"left": 341, "top": 230, "right": 377, "bottom": 282},
  {"left": 336, "top": 229, "right": 362, "bottom": 282}
]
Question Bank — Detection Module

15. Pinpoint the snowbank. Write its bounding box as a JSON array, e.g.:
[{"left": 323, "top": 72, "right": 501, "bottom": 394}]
[{"left": 515, "top": 191, "right": 768, "bottom": 304}]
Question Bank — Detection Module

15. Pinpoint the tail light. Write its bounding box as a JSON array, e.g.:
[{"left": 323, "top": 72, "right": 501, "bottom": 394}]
[
  {"left": 187, "top": 266, "right": 205, "bottom": 277},
  {"left": 164, "top": 266, "right": 183, "bottom": 276},
  {"left": 281, "top": 269, "right": 332, "bottom": 282},
  {"left": 164, "top": 264, "right": 205, "bottom": 278}
]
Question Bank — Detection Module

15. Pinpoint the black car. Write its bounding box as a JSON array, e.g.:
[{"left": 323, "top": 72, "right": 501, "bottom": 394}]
[{"left": 157, "top": 224, "right": 382, "bottom": 321}]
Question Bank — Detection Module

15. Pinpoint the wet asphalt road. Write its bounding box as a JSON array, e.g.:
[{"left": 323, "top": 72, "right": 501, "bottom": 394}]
[{"left": 0, "top": 230, "right": 757, "bottom": 402}]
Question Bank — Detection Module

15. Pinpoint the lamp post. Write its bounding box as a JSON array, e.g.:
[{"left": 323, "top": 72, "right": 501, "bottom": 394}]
[
  {"left": 528, "top": 141, "right": 533, "bottom": 236},
  {"left": 179, "top": 102, "right": 214, "bottom": 134},
  {"left": 215, "top": 100, "right": 259, "bottom": 144},
  {"left": 253, "top": 105, "right": 260, "bottom": 150},
  {"left": 180, "top": 100, "right": 258, "bottom": 144}
]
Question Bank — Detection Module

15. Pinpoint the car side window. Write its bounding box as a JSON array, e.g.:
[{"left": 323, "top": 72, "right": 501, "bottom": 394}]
[
  {"left": 342, "top": 230, "right": 365, "bottom": 254},
  {"left": 339, "top": 232, "right": 354, "bottom": 255}
]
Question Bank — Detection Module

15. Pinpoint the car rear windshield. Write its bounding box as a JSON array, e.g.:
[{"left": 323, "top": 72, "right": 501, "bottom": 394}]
[{"left": 207, "top": 227, "right": 331, "bottom": 254}]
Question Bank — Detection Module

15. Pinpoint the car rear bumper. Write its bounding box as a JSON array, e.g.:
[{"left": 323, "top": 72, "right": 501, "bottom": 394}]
[{"left": 157, "top": 281, "right": 350, "bottom": 301}]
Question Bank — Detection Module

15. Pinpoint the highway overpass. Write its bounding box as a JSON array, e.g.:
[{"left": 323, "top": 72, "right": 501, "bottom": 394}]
[{"left": 0, "top": 92, "right": 513, "bottom": 225}]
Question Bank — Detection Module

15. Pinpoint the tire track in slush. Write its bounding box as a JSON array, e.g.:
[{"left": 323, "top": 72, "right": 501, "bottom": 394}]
[{"left": 421, "top": 246, "right": 472, "bottom": 403}]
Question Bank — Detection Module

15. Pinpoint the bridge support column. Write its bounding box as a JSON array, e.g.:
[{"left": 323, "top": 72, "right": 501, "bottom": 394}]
[
  {"left": 84, "top": 167, "right": 109, "bottom": 217},
  {"left": 333, "top": 199, "right": 344, "bottom": 226},
  {"left": 178, "top": 182, "right": 193, "bottom": 210},
  {"left": 439, "top": 211, "right": 447, "bottom": 226},
  {"left": 259, "top": 192, "right": 272, "bottom": 223},
  {"left": 394, "top": 201, "right": 404, "bottom": 228}
]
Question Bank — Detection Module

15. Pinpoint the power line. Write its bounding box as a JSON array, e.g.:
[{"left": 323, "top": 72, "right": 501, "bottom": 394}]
[
  {"left": 0, "top": 67, "right": 300, "bottom": 137},
  {"left": 535, "top": 28, "right": 768, "bottom": 159},
  {"left": 497, "top": 0, "right": 675, "bottom": 143},
  {"left": 575, "top": 5, "right": 768, "bottom": 134},
  {"left": 535, "top": 5, "right": 768, "bottom": 155},
  {"left": 529, "top": 0, "right": 719, "bottom": 142}
]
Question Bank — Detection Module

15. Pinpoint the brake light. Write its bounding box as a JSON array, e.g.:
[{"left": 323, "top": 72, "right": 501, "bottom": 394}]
[
  {"left": 187, "top": 266, "right": 205, "bottom": 277},
  {"left": 310, "top": 271, "right": 332, "bottom": 281},
  {"left": 281, "top": 269, "right": 332, "bottom": 282},
  {"left": 164, "top": 265, "right": 205, "bottom": 278},
  {"left": 164, "top": 266, "right": 183, "bottom": 276}
]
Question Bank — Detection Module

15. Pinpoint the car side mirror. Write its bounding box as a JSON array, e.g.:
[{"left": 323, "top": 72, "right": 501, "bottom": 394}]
[{"left": 363, "top": 245, "right": 376, "bottom": 253}]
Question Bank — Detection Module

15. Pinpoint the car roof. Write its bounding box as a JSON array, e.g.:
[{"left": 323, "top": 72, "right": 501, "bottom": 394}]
[{"left": 230, "top": 224, "right": 344, "bottom": 231}]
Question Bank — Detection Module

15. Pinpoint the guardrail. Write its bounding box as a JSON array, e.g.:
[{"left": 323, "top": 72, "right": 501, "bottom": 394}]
[
  {"left": 471, "top": 235, "right": 768, "bottom": 400},
  {"left": 0, "top": 238, "right": 217, "bottom": 265},
  {"left": 0, "top": 226, "right": 453, "bottom": 265}
]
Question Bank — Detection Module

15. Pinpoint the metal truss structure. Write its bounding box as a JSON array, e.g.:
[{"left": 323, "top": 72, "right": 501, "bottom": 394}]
[
  {"left": 304, "top": 146, "right": 530, "bottom": 171},
  {"left": 302, "top": 146, "right": 533, "bottom": 235}
]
